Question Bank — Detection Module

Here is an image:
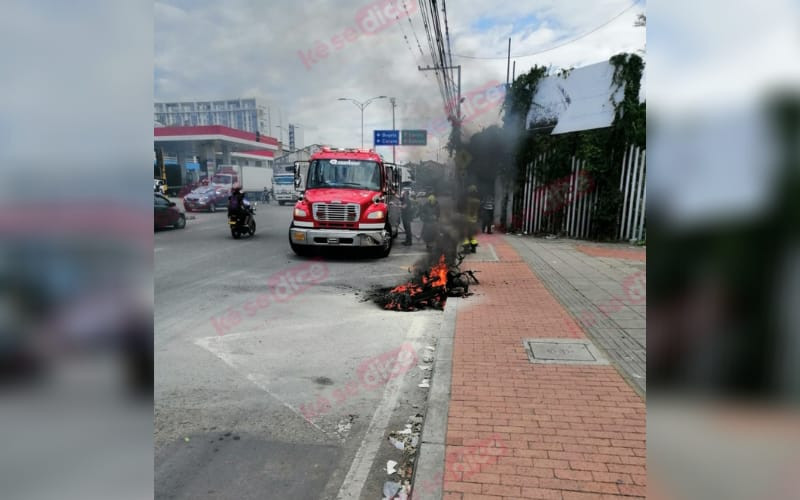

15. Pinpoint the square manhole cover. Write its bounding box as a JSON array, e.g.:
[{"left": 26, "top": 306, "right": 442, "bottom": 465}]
[{"left": 524, "top": 338, "right": 608, "bottom": 365}]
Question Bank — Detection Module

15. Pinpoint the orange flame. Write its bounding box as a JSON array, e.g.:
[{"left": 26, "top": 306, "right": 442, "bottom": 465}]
[
  {"left": 384, "top": 254, "right": 450, "bottom": 310},
  {"left": 429, "top": 255, "right": 448, "bottom": 288}
]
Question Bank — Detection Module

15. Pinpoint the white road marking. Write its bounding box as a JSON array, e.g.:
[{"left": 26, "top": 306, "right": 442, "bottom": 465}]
[
  {"left": 335, "top": 316, "right": 427, "bottom": 500},
  {"left": 194, "top": 335, "right": 329, "bottom": 437}
]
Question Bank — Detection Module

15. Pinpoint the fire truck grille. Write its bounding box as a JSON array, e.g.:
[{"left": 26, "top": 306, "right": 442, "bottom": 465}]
[{"left": 313, "top": 203, "right": 360, "bottom": 222}]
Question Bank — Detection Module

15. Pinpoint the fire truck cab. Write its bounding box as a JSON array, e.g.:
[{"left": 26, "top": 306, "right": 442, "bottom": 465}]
[{"left": 289, "top": 147, "right": 402, "bottom": 257}]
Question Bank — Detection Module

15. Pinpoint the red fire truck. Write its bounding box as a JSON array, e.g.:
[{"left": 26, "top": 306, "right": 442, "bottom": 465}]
[{"left": 288, "top": 147, "right": 401, "bottom": 257}]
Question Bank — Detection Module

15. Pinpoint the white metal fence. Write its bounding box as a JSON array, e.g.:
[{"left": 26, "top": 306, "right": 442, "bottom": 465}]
[
  {"left": 513, "top": 146, "right": 646, "bottom": 240},
  {"left": 618, "top": 145, "right": 647, "bottom": 241}
]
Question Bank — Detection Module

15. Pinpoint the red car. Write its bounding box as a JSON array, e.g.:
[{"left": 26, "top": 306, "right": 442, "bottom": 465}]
[{"left": 154, "top": 194, "right": 186, "bottom": 229}]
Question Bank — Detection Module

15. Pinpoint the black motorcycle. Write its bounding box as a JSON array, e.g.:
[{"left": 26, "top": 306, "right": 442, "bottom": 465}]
[{"left": 228, "top": 202, "right": 256, "bottom": 239}]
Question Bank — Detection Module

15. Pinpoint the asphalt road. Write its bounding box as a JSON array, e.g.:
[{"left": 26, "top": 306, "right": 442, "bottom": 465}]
[{"left": 155, "top": 199, "right": 443, "bottom": 500}]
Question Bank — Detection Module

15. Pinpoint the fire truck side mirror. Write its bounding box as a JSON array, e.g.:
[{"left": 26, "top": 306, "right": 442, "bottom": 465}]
[
  {"left": 391, "top": 167, "right": 400, "bottom": 192},
  {"left": 383, "top": 163, "right": 399, "bottom": 193},
  {"left": 293, "top": 161, "right": 306, "bottom": 189}
]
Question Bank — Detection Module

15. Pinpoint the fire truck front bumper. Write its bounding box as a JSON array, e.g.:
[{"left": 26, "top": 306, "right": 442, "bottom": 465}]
[{"left": 289, "top": 224, "right": 389, "bottom": 247}]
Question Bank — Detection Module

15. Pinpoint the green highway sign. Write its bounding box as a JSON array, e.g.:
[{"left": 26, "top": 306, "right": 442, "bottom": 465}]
[{"left": 401, "top": 129, "right": 427, "bottom": 146}]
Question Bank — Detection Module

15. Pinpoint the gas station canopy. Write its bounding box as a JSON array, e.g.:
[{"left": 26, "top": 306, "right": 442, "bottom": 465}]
[{"left": 154, "top": 125, "right": 278, "bottom": 162}]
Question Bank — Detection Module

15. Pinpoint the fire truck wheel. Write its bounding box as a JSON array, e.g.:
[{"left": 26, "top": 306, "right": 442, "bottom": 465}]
[
  {"left": 375, "top": 225, "right": 393, "bottom": 258},
  {"left": 290, "top": 241, "right": 311, "bottom": 257}
]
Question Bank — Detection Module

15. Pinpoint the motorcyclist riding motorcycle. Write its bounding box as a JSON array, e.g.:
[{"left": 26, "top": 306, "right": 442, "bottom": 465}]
[{"left": 228, "top": 185, "right": 256, "bottom": 238}]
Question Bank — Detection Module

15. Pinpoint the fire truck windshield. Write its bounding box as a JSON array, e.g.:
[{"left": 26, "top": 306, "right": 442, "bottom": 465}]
[{"left": 307, "top": 159, "right": 380, "bottom": 191}]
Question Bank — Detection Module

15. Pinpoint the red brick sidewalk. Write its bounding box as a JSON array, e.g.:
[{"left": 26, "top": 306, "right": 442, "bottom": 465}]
[
  {"left": 442, "top": 235, "right": 646, "bottom": 499},
  {"left": 575, "top": 244, "right": 646, "bottom": 262}
]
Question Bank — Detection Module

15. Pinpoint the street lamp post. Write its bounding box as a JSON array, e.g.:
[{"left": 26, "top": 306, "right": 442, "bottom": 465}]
[
  {"left": 337, "top": 96, "right": 387, "bottom": 148},
  {"left": 389, "top": 97, "right": 396, "bottom": 164}
]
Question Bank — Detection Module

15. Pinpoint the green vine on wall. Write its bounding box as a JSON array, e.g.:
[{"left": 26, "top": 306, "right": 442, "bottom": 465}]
[
  {"left": 610, "top": 53, "right": 646, "bottom": 150},
  {"left": 503, "top": 53, "right": 645, "bottom": 239},
  {"left": 502, "top": 65, "right": 549, "bottom": 131}
]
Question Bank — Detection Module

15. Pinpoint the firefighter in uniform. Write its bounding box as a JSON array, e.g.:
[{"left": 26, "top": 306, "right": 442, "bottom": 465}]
[
  {"left": 462, "top": 185, "right": 481, "bottom": 253},
  {"left": 420, "top": 194, "right": 440, "bottom": 250}
]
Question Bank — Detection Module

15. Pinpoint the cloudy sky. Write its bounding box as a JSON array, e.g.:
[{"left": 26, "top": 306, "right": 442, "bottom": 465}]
[{"left": 155, "top": 0, "right": 646, "bottom": 163}]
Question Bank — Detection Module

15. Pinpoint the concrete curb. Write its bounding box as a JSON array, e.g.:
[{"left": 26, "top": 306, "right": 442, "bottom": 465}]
[{"left": 411, "top": 297, "right": 461, "bottom": 500}]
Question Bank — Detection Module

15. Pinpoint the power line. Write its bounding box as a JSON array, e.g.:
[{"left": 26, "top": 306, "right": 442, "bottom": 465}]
[
  {"left": 442, "top": 0, "right": 455, "bottom": 74},
  {"left": 418, "top": 0, "right": 449, "bottom": 108},
  {"left": 401, "top": 0, "right": 427, "bottom": 60},
  {"left": 393, "top": 6, "right": 421, "bottom": 62},
  {"left": 452, "top": 1, "right": 639, "bottom": 60},
  {"left": 430, "top": 0, "right": 455, "bottom": 107},
  {"left": 442, "top": 0, "right": 459, "bottom": 109},
  {"left": 416, "top": 0, "right": 464, "bottom": 124}
]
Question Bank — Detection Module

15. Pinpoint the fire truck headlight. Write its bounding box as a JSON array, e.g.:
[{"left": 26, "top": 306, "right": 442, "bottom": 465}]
[
  {"left": 366, "top": 210, "right": 385, "bottom": 220},
  {"left": 294, "top": 208, "right": 308, "bottom": 217}
]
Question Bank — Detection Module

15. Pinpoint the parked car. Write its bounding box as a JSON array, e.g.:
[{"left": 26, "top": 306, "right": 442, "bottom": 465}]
[
  {"left": 183, "top": 186, "right": 228, "bottom": 212},
  {"left": 154, "top": 194, "right": 186, "bottom": 229}
]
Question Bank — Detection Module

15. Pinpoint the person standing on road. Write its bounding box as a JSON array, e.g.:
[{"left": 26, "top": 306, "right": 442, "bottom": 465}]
[
  {"left": 262, "top": 186, "right": 269, "bottom": 203},
  {"left": 481, "top": 194, "right": 495, "bottom": 234},
  {"left": 420, "top": 194, "right": 440, "bottom": 251},
  {"left": 400, "top": 189, "right": 414, "bottom": 246}
]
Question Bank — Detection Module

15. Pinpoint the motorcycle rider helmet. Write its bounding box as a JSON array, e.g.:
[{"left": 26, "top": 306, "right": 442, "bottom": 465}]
[
  {"left": 428, "top": 194, "right": 436, "bottom": 204},
  {"left": 232, "top": 184, "right": 242, "bottom": 193},
  {"left": 468, "top": 185, "right": 478, "bottom": 193}
]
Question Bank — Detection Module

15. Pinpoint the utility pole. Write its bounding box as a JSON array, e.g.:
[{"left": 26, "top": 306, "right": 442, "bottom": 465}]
[
  {"left": 506, "top": 37, "right": 511, "bottom": 87},
  {"left": 417, "top": 65, "right": 462, "bottom": 122},
  {"left": 278, "top": 108, "right": 283, "bottom": 145},
  {"left": 419, "top": 64, "right": 465, "bottom": 192}
]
